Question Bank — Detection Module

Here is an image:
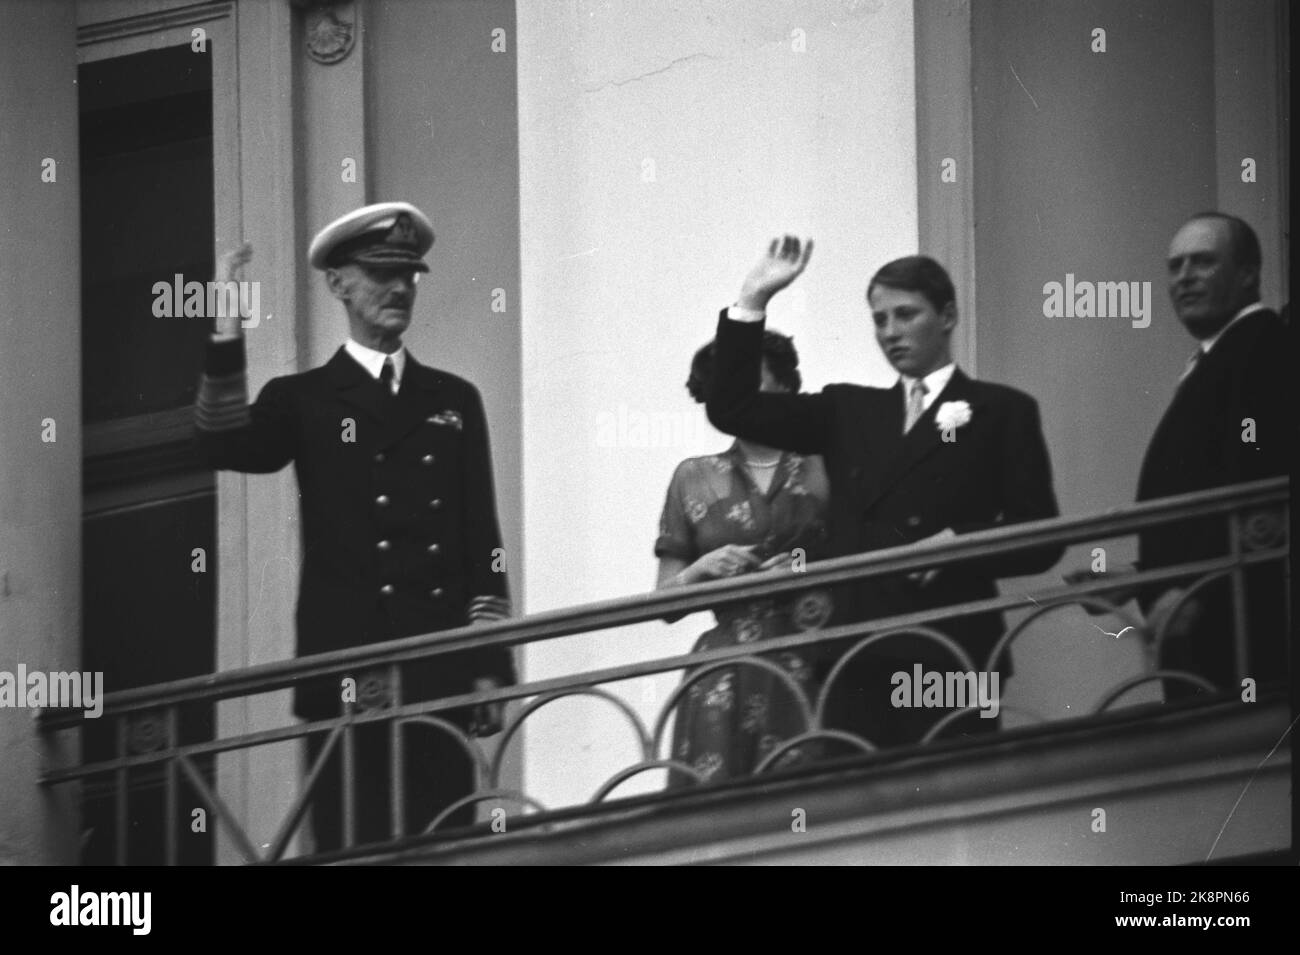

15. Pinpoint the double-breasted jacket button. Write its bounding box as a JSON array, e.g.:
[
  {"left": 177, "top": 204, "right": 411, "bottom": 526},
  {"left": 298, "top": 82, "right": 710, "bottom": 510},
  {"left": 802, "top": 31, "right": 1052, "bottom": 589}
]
[
  {"left": 906, "top": 515, "right": 922, "bottom": 527},
  {"left": 380, "top": 584, "right": 395, "bottom": 596},
  {"left": 427, "top": 543, "right": 441, "bottom": 556},
  {"left": 429, "top": 498, "right": 443, "bottom": 510},
  {"left": 376, "top": 494, "right": 391, "bottom": 507},
  {"left": 377, "top": 540, "right": 392, "bottom": 552},
  {"left": 429, "top": 587, "right": 444, "bottom": 599},
  {"left": 373, "top": 452, "right": 386, "bottom": 464},
  {"left": 421, "top": 454, "right": 435, "bottom": 465}
]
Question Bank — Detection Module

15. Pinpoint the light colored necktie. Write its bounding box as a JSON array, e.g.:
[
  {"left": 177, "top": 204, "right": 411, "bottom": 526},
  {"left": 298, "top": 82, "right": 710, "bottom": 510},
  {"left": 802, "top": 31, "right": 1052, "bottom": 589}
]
[{"left": 903, "top": 379, "right": 929, "bottom": 433}]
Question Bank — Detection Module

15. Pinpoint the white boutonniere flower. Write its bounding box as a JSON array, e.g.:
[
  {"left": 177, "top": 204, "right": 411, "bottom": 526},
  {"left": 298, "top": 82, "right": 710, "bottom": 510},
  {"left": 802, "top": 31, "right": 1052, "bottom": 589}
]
[{"left": 934, "top": 400, "right": 973, "bottom": 432}]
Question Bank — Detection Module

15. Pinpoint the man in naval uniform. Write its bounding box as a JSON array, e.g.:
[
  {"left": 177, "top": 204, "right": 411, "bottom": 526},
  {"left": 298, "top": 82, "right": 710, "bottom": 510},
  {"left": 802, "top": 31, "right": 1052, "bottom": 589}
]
[{"left": 195, "top": 201, "right": 514, "bottom": 853}]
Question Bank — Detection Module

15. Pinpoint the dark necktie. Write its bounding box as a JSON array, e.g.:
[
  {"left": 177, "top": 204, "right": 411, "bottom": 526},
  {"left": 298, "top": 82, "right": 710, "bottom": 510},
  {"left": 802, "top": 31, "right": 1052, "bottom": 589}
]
[{"left": 380, "top": 357, "right": 396, "bottom": 397}]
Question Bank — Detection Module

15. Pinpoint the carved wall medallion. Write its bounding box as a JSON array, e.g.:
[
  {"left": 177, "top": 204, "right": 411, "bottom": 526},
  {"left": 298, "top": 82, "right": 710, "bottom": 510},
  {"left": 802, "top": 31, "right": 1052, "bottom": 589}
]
[{"left": 305, "top": 3, "right": 355, "bottom": 65}]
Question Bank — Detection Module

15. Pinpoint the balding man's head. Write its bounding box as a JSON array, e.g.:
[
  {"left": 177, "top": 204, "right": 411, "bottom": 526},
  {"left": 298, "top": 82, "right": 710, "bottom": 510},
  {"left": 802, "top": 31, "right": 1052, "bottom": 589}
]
[{"left": 1166, "top": 212, "right": 1261, "bottom": 339}]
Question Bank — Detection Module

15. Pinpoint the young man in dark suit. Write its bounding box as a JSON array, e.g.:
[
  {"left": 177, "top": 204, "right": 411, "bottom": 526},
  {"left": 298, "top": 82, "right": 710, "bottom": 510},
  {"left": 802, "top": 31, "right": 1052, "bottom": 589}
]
[
  {"left": 1133, "top": 213, "right": 1290, "bottom": 700},
  {"left": 195, "top": 202, "right": 514, "bottom": 852},
  {"left": 706, "top": 237, "right": 1062, "bottom": 748}
]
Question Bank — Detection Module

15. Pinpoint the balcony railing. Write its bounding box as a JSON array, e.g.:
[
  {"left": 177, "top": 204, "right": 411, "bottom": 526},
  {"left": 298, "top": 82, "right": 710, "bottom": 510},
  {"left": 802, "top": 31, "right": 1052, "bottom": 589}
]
[{"left": 38, "top": 477, "right": 1290, "bottom": 864}]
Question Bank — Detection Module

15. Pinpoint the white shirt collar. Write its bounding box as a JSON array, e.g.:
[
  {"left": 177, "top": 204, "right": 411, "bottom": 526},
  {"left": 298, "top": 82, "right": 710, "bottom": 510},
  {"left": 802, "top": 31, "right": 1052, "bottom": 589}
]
[
  {"left": 1201, "top": 302, "right": 1266, "bottom": 354},
  {"left": 899, "top": 362, "right": 957, "bottom": 412},
  {"left": 344, "top": 338, "right": 406, "bottom": 392}
]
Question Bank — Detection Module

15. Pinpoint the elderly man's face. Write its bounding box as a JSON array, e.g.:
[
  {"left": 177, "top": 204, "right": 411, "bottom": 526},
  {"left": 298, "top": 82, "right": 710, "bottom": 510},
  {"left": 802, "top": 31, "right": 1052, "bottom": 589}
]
[
  {"left": 1166, "top": 218, "right": 1255, "bottom": 339},
  {"left": 328, "top": 262, "right": 420, "bottom": 347}
]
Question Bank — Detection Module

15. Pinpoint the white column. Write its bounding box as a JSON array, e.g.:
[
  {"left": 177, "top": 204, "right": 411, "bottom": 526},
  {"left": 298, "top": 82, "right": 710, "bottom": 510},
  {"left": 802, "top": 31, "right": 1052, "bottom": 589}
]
[
  {"left": 213, "top": 0, "right": 305, "bottom": 863},
  {"left": 0, "top": 0, "right": 82, "bottom": 866}
]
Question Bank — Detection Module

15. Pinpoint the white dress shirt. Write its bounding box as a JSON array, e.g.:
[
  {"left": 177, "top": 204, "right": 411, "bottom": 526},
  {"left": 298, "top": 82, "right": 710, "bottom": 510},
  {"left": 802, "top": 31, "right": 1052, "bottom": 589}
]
[
  {"left": 344, "top": 338, "right": 406, "bottom": 394},
  {"left": 727, "top": 304, "right": 767, "bottom": 323}
]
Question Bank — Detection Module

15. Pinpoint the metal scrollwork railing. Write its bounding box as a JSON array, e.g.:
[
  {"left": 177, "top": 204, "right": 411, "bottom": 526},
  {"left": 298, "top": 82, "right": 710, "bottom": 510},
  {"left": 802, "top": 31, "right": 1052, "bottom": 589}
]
[{"left": 37, "top": 478, "right": 1289, "bottom": 863}]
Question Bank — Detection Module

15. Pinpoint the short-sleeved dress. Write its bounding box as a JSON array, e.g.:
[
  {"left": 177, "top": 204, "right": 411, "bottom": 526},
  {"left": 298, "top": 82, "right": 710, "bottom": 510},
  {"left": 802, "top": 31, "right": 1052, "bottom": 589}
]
[{"left": 655, "top": 443, "right": 833, "bottom": 788}]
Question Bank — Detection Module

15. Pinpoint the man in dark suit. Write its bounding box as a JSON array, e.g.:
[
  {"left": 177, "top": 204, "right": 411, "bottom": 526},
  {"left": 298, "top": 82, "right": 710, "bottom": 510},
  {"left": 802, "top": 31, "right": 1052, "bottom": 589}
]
[
  {"left": 195, "top": 202, "right": 514, "bottom": 852},
  {"left": 707, "top": 237, "right": 1062, "bottom": 748},
  {"left": 1134, "top": 212, "right": 1290, "bottom": 700}
]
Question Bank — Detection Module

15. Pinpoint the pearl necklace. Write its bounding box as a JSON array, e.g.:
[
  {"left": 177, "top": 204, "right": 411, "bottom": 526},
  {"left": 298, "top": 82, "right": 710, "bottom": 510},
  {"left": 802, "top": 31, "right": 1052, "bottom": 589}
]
[{"left": 743, "top": 456, "right": 782, "bottom": 469}]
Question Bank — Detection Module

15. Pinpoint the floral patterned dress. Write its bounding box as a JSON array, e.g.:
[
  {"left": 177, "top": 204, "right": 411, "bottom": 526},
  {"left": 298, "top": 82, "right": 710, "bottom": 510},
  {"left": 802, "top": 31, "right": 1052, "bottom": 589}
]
[{"left": 655, "top": 443, "right": 833, "bottom": 788}]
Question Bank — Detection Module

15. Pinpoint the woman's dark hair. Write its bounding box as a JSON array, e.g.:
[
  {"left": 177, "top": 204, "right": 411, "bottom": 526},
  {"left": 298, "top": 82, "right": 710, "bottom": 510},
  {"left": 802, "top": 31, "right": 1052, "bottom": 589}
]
[
  {"left": 686, "top": 329, "right": 801, "bottom": 404},
  {"left": 867, "top": 255, "right": 956, "bottom": 313}
]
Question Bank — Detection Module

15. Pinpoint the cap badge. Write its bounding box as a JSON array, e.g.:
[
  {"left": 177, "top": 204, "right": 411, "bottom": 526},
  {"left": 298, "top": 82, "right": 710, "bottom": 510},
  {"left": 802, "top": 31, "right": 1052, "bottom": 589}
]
[{"left": 387, "top": 214, "right": 418, "bottom": 249}]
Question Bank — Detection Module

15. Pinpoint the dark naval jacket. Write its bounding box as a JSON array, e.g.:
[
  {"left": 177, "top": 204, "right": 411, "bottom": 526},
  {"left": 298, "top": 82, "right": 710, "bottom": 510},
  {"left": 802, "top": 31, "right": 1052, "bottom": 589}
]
[{"left": 195, "top": 336, "right": 514, "bottom": 719}]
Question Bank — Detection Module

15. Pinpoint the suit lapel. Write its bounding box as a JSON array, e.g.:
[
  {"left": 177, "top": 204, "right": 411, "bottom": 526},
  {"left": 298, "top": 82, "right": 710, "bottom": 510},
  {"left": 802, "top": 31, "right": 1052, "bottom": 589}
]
[
  {"left": 326, "top": 347, "right": 443, "bottom": 449},
  {"left": 378, "top": 355, "right": 443, "bottom": 449},
  {"left": 861, "top": 368, "right": 974, "bottom": 511},
  {"left": 1180, "top": 308, "right": 1275, "bottom": 393},
  {"left": 1161, "top": 312, "right": 1266, "bottom": 422},
  {"left": 327, "top": 347, "right": 390, "bottom": 423}
]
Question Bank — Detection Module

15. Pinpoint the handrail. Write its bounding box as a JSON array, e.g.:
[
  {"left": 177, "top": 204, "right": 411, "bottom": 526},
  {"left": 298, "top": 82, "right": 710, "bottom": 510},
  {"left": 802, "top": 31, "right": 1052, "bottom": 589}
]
[
  {"left": 38, "top": 546, "right": 1287, "bottom": 786},
  {"left": 37, "top": 476, "right": 1288, "bottom": 728},
  {"left": 37, "top": 476, "right": 1289, "bottom": 864}
]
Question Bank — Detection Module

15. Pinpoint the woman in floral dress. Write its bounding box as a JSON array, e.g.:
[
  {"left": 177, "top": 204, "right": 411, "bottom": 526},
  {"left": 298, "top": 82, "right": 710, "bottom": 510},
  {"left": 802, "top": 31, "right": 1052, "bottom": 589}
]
[{"left": 655, "top": 330, "right": 832, "bottom": 788}]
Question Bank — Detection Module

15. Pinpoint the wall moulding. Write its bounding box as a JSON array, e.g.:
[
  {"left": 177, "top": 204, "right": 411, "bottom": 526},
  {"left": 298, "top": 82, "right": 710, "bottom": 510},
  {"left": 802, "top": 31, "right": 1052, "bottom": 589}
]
[{"left": 77, "top": 1, "right": 234, "bottom": 49}]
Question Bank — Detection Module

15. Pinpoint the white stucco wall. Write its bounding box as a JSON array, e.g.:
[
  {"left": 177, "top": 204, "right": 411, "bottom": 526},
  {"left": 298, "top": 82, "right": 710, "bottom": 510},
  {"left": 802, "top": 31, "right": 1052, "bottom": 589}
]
[{"left": 516, "top": 0, "right": 918, "bottom": 809}]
